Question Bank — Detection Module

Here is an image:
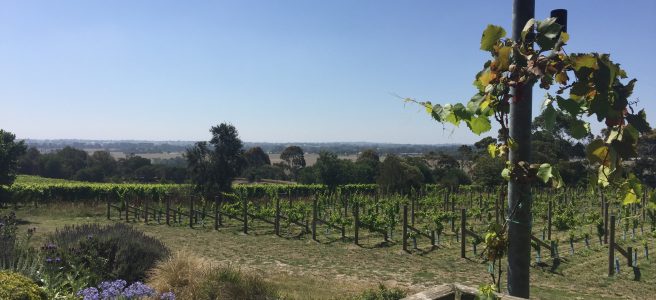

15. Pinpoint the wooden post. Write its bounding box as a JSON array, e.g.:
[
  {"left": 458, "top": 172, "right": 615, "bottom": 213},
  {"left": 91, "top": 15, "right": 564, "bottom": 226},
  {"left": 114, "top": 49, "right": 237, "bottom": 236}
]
[
  {"left": 547, "top": 200, "right": 552, "bottom": 240},
  {"left": 275, "top": 197, "right": 280, "bottom": 236},
  {"left": 107, "top": 199, "right": 111, "bottom": 220},
  {"left": 214, "top": 195, "right": 219, "bottom": 230},
  {"left": 189, "top": 196, "right": 194, "bottom": 229},
  {"left": 604, "top": 199, "right": 610, "bottom": 244},
  {"left": 403, "top": 205, "right": 408, "bottom": 252},
  {"left": 144, "top": 196, "right": 149, "bottom": 224},
  {"left": 627, "top": 246, "right": 633, "bottom": 267},
  {"left": 354, "top": 202, "right": 359, "bottom": 245},
  {"left": 165, "top": 197, "right": 170, "bottom": 226},
  {"left": 243, "top": 196, "right": 248, "bottom": 234},
  {"left": 411, "top": 197, "right": 415, "bottom": 226},
  {"left": 451, "top": 193, "right": 456, "bottom": 232},
  {"left": 609, "top": 215, "right": 615, "bottom": 276},
  {"left": 312, "top": 196, "right": 317, "bottom": 241},
  {"left": 461, "top": 208, "right": 466, "bottom": 258}
]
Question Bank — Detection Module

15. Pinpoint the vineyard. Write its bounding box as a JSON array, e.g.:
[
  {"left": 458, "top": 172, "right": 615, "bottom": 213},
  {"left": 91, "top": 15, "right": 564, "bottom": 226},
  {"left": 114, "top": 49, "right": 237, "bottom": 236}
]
[{"left": 7, "top": 176, "right": 655, "bottom": 281}]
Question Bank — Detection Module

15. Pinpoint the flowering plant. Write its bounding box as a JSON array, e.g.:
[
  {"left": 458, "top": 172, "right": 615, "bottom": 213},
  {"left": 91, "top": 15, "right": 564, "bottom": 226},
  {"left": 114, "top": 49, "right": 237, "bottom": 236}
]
[{"left": 77, "top": 279, "right": 175, "bottom": 300}]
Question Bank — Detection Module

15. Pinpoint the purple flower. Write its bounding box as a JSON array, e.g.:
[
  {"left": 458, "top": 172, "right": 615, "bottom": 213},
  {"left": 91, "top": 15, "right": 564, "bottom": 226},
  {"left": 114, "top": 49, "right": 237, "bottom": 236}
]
[
  {"left": 99, "top": 279, "right": 127, "bottom": 299},
  {"left": 77, "top": 287, "right": 99, "bottom": 300},
  {"left": 122, "top": 282, "right": 155, "bottom": 299},
  {"left": 45, "top": 257, "right": 53, "bottom": 263},
  {"left": 160, "top": 291, "right": 176, "bottom": 300}
]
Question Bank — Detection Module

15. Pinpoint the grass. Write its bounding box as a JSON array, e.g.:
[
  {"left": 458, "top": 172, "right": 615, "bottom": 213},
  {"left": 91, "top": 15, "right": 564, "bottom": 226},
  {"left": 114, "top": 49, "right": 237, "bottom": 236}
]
[{"left": 6, "top": 202, "right": 655, "bottom": 300}]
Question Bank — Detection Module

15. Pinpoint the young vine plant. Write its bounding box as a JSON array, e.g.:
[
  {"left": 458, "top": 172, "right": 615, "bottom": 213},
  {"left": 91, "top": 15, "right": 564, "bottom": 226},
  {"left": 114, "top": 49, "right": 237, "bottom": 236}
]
[{"left": 406, "top": 17, "right": 651, "bottom": 292}]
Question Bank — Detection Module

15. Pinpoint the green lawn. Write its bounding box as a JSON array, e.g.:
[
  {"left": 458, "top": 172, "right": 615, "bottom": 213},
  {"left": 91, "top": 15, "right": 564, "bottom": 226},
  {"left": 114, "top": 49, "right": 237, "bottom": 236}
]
[{"left": 7, "top": 202, "right": 655, "bottom": 300}]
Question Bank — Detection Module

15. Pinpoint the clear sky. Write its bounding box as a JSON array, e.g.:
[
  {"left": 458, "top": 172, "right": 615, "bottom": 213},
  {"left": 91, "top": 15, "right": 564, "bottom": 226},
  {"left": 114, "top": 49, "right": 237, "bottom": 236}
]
[{"left": 1, "top": 0, "right": 654, "bottom": 144}]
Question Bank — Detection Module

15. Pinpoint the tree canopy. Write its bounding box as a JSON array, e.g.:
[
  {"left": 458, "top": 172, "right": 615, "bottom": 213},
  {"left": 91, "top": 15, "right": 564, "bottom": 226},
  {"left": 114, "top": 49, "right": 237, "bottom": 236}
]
[{"left": 186, "top": 123, "right": 245, "bottom": 197}]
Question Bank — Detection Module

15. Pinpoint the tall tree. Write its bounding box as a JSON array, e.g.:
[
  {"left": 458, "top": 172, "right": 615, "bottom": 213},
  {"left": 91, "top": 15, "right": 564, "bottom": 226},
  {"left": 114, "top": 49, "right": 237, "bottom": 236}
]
[
  {"left": 0, "top": 130, "right": 27, "bottom": 186},
  {"left": 244, "top": 147, "right": 271, "bottom": 168},
  {"left": 186, "top": 123, "right": 245, "bottom": 198},
  {"left": 280, "top": 146, "right": 306, "bottom": 169}
]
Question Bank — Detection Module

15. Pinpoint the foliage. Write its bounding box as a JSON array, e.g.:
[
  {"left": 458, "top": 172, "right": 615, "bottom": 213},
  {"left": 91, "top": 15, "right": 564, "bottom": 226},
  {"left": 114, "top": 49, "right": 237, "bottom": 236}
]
[
  {"left": 377, "top": 154, "right": 424, "bottom": 194},
  {"left": 197, "top": 265, "right": 278, "bottom": 300},
  {"left": 147, "top": 251, "right": 275, "bottom": 300},
  {"left": 147, "top": 251, "right": 209, "bottom": 300},
  {"left": 0, "top": 211, "right": 42, "bottom": 281},
  {"left": 351, "top": 284, "right": 405, "bottom": 300},
  {"left": 0, "top": 130, "right": 27, "bottom": 187},
  {"left": 17, "top": 146, "right": 187, "bottom": 184},
  {"left": 47, "top": 223, "right": 169, "bottom": 284},
  {"left": 76, "top": 279, "right": 168, "bottom": 300},
  {"left": 406, "top": 16, "right": 651, "bottom": 291},
  {"left": 186, "top": 123, "right": 246, "bottom": 198},
  {"left": 0, "top": 270, "right": 47, "bottom": 300},
  {"left": 280, "top": 146, "right": 306, "bottom": 170}
]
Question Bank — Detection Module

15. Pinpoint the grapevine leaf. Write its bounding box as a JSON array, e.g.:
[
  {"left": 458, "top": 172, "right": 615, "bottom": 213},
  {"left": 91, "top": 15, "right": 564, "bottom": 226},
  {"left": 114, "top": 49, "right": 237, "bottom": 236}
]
[
  {"left": 560, "top": 31, "right": 570, "bottom": 44},
  {"left": 496, "top": 46, "right": 512, "bottom": 71},
  {"left": 570, "top": 54, "right": 598, "bottom": 71},
  {"left": 501, "top": 168, "right": 511, "bottom": 181},
  {"left": 431, "top": 104, "right": 444, "bottom": 122},
  {"left": 467, "top": 93, "right": 485, "bottom": 114},
  {"left": 467, "top": 115, "right": 492, "bottom": 135},
  {"left": 481, "top": 25, "right": 506, "bottom": 51},
  {"left": 488, "top": 143, "right": 497, "bottom": 158},
  {"left": 521, "top": 19, "right": 535, "bottom": 40},
  {"left": 543, "top": 104, "right": 557, "bottom": 131},
  {"left": 567, "top": 119, "right": 590, "bottom": 139},
  {"left": 598, "top": 165, "right": 611, "bottom": 187},
  {"left": 586, "top": 139, "right": 610, "bottom": 166},
  {"left": 623, "top": 189, "right": 638, "bottom": 205},
  {"left": 536, "top": 163, "right": 553, "bottom": 183},
  {"left": 556, "top": 96, "right": 583, "bottom": 116},
  {"left": 626, "top": 109, "right": 651, "bottom": 133}
]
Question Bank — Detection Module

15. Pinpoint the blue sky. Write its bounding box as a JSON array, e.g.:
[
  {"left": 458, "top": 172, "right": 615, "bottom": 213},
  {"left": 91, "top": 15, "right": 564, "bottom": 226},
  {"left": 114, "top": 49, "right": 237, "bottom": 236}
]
[{"left": 1, "top": 0, "right": 654, "bottom": 144}]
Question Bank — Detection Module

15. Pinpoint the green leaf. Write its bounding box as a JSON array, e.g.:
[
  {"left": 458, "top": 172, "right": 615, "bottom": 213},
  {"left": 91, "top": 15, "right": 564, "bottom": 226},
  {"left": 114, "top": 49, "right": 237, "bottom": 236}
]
[
  {"left": 467, "top": 115, "right": 492, "bottom": 135},
  {"left": 543, "top": 104, "right": 557, "bottom": 131},
  {"left": 568, "top": 120, "right": 590, "bottom": 139},
  {"left": 488, "top": 143, "right": 497, "bottom": 158},
  {"left": 496, "top": 46, "right": 512, "bottom": 71},
  {"left": 521, "top": 19, "right": 535, "bottom": 40},
  {"left": 570, "top": 54, "right": 598, "bottom": 71},
  {"left": 598, "top": 165, "right": 611, "bottom": 187},
  {"left": 480, "top": 25, "right": 506, "bottom": 51},
  {"left": 626, "top": 109, "right": 651, "bottom": 133},
  {"left": 623, "top": 189, "right": 639, "bottom": 205},
  {"left": 586, "top": 139, "right": 610, "bottom": 166},
  {"left": 501, "top": 168, "right": 511, "bottom": 181},
  {"left": 536, "top": 163, "right": 553, "bottom": 183},
  {"left": 535, "top": 18, "right": 562, "bottom": 50},
  {"left": 556, "top": 96, "right": 583, "bottom": 116},
  {"left": 431, "top": 104, "right": 444, "bottom": 122}
]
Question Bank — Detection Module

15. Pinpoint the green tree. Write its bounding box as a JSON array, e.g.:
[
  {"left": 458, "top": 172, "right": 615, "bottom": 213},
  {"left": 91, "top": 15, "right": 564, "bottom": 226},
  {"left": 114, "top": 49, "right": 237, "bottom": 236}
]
[
  {"left": 0, "top": 130, "right": 26, "bottom": 186},
  {"left": 314, "top": 151, "right": 347, "bottom": 190},
  {"left": 280, "top": 146, "right": 305, "bottom": 180},
  {"left": 244, "top": 147, "right": 271, "bottom": 168},
  {"left": 377, "top": 154, "right": 424, "bottom": 194},
  {"left": 186, "top": 123, "right": 245, "bottom": 198}
]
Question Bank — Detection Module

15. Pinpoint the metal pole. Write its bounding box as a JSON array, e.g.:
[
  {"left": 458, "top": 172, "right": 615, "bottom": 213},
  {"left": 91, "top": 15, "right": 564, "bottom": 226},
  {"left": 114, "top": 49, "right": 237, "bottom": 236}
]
[{"left": 507, "top": 0, "right": 535, "bottom": 297}]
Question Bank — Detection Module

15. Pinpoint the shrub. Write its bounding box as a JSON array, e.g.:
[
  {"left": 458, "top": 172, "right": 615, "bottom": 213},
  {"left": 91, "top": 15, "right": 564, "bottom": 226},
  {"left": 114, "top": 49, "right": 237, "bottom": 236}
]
[
  {"left": 352, "top": 284, "right": 406, "bottom": 300},
  {"left": 147, "top": 251, "right": 278, "bottom": 300},
  {"left": 147, "top": 250, "right": 209, "bottom": 300},
  {"left": 47, "top": 223, "right": 169, "bottom": 283},
  {"left": 197, "top": 265, "right": 278, "bottom": 300},
  {"left": 1, "top": 212, "right": 42, "bottom": 280},
  {"left": 0, "top": 270, "right": 47, "bottom": 300}
]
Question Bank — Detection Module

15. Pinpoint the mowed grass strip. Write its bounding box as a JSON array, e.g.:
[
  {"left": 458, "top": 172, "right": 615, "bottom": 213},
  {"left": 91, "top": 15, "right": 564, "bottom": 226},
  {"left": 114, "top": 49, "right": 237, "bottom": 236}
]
[{"left": 8, "top": 203, "right": 654, "bottom": 300}]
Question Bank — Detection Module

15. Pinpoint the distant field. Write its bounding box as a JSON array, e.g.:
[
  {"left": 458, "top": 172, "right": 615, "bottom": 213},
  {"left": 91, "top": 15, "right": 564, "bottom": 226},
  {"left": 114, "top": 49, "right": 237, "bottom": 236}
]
[{"left": 83, "top": 149, "right": 359, "bottom": 166}]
